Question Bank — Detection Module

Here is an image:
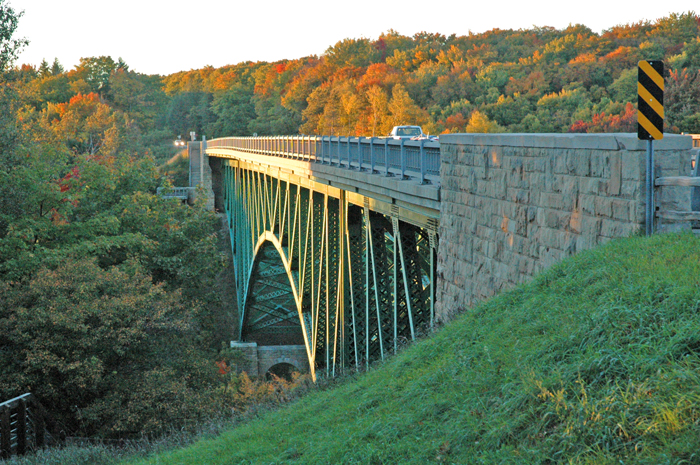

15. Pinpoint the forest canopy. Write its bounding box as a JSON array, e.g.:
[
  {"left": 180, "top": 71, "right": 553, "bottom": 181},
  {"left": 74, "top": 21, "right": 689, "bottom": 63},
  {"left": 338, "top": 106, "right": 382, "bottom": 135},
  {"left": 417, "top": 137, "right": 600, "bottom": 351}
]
[{"left": 156, "top": 12, "right": 700, "bottom": 137}]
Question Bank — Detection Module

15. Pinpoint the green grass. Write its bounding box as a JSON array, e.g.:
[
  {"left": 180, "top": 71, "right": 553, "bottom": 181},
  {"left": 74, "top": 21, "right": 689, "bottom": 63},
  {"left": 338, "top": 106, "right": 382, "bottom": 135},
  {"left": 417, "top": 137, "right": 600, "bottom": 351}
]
[
  {"left": 120, "top": 232, "right": 700, "bottom": 464},
  {"left": 16, "top": 233, "right": 700, "bottom": 464}
]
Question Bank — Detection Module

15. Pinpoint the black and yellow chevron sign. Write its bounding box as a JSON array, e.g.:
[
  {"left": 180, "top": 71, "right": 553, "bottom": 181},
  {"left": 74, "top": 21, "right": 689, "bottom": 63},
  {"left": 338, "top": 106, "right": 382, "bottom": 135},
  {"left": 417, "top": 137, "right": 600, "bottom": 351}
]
[{"left": 638, "top": 60, "right": 664, "bottom": 140}]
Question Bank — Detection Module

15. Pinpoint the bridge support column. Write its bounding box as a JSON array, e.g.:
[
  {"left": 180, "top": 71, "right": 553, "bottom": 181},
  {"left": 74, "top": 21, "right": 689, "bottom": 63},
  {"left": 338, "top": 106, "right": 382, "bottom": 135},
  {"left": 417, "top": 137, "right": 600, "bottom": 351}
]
[
  {"left": 189, "top": 140, "right": 215, "bottom": 210},
  {"left": 230, "top": 341, "right": 259, "bottom": 376}
]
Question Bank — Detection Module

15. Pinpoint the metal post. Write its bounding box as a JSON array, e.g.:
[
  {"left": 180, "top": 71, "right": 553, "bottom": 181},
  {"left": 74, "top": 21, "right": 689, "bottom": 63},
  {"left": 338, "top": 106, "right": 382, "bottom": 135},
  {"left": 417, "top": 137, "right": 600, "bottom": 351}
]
[
  {"left": 384, "top": 138, "right": 390, "bottom": 176},
  {"left": 199, "top": 139, "right": 204, "bottom": 187},
  {"left": 365, "top": 213, "right": 370, "bottom": 369},
  {"left": 370, "top": 137, "right": 375, "bottom": 173},
  {"left": 646, "top": 140, "right": 654, "bottom": 235},
  {"left": 420, "top": 139, "right": 426, "bottom": 184},
  {"left": 395, "top": 220, "right": 415, "bottom": 342},
  {"left": 337, "top": 137, "right": 341, "bottom": 167},
  {"left": 400, "top": 139, "right": 406, "bottom": 179}
]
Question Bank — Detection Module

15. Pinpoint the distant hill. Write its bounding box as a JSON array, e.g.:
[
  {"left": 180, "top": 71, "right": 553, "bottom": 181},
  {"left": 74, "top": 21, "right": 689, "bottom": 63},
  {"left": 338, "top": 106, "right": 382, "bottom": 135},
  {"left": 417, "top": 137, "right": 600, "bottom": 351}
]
[{"left": 159, "top": 12, "right": 700, "bottom": 138}]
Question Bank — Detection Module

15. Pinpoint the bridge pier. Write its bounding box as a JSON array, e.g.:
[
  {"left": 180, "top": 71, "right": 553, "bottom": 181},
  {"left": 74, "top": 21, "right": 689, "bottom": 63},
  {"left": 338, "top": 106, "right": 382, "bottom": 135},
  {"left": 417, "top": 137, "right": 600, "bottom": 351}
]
[{"left": 188, "top": 139, "right": 215, "bottom": 209}]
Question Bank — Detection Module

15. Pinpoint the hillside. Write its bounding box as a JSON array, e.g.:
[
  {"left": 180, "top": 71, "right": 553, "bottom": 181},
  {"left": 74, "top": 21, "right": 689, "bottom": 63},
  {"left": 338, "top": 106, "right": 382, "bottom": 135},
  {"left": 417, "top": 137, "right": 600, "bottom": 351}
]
[
  {"left": 158, "top": 12, "right": 700, "bottom": 139},
  {"left": 122, "top": 232, "right": 700, "bottom": 464}
]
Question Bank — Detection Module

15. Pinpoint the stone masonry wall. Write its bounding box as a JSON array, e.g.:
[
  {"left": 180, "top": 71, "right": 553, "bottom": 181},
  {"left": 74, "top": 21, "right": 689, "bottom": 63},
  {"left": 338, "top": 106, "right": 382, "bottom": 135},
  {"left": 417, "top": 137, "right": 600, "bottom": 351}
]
[
  {"left": 436, "top": 133, "right": 695, "bottom": 322},
  {"left": 256, "top": 345, "right": 309, "bottom": 378},
  {"left": 230, "top": 342, "right": 309, "bottom": 378}
]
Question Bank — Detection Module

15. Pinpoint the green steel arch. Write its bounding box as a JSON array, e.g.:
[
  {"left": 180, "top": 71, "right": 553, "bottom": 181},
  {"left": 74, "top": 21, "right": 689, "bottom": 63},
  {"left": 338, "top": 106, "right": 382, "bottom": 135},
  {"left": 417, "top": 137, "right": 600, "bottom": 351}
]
[{"left": 218, "top": 147, "right": 439, "bottom": 380}]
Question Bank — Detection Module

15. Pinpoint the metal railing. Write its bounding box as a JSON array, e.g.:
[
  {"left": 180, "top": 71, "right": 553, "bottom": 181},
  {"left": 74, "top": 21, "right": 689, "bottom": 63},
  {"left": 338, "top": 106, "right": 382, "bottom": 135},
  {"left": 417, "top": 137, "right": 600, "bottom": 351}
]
[
  {"left": 206, "top": 136, "right": 441, "bottom": 185},
  {"left": 0, "top": 393, "right": 55, "bottom": 458},
  {"left": 157, "top": 186, "right": 196, "bottom": 202},
  {"left": 653, "top": 145, "right": 700, "bottom": 227}
]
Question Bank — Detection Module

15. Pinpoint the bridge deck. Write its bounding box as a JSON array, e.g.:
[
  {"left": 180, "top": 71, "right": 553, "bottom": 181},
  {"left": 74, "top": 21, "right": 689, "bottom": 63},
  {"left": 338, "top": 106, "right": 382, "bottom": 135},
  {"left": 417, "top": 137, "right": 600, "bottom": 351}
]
[{"left": 206, "top": 136, "right": 441, "bottom": 223}]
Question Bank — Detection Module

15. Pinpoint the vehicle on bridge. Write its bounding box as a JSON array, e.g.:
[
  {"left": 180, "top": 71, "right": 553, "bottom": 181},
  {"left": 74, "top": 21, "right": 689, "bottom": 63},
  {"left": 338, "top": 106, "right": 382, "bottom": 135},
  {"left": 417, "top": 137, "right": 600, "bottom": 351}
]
[{"left": 389, "top": 125, "right": 437, "bottom": 141}]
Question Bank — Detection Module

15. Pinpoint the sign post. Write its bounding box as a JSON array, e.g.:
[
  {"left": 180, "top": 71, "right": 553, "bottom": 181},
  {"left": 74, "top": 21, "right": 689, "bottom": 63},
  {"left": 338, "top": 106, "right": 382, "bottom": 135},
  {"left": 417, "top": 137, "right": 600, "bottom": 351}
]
[{"left": 638, "top": 60, "right": 664, "bottom": 235}]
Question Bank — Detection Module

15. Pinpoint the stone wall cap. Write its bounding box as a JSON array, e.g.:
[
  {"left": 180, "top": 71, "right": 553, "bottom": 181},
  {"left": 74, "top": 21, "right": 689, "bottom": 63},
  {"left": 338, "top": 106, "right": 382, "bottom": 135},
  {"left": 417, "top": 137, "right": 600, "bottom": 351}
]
[
  {"left": 256, "top": 345, "right": 307, "bottom": 352},
  {"left": 230, "top": 341, "right": 258, "bottom": 348},
  {"left": 440, "top": 133, "right": 693, "bottom": 151}
]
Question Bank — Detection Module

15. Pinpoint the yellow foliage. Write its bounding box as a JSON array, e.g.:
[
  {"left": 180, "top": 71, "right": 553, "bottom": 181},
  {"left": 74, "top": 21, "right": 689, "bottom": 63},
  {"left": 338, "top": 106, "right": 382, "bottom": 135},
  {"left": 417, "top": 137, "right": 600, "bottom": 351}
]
[{"left": 466, "top": 110, "right": 503, "bottom": 133}]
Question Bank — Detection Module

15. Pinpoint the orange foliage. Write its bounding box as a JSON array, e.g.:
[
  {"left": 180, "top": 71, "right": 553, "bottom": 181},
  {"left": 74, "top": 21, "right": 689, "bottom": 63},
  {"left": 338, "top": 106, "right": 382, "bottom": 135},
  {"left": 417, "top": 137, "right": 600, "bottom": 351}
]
[
  {"left": 357, "top": 63, "right": 400, "bottom": 91},
  {"left": 569, "top": 102, "right": 636, "bottom": 133},
  {"left": 216, "top": 360, "right": 231, "bottom": 375},
  {"left": 599, "top": 46, "right": 640, "bottom": 69},
  {"left": 569, "top": 53, "right": 596, "bottom": 65},
  {"left": 54, "top": 92, "right": 102, "bottom": 118},
  {"left": 212, "top": 70, "right": 239, "bottom": 91},
  {"left": 443, "top": 113, "right": 468, "bottom": 132}
]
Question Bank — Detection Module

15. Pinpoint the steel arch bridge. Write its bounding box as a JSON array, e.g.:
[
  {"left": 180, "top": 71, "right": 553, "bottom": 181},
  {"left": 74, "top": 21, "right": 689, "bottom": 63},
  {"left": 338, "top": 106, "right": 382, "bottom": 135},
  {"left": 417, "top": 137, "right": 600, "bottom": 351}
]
[{"left": 208, "top": 136, "right": 440, "bottom": 380}]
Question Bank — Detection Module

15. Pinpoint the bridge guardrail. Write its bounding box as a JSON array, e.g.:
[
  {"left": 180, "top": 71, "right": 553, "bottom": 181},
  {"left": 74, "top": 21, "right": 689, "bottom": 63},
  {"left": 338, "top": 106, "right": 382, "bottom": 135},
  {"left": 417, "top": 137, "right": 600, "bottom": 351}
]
[
  {"left": 157, "top": 186, "right": 196, "bottom": 202},
  {"left": 655, "top": 147, "right": 700, "bottom": 224},
  {"left": 206, "top": 136, "right": 441, "bottom": 185}
]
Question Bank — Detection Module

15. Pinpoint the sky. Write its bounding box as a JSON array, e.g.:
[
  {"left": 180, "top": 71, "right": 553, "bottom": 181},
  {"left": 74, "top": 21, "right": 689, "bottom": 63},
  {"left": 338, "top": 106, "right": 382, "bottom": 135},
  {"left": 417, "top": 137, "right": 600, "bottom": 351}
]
[{"left": 8, "top": 0, "right": 700, "bottom": 76}]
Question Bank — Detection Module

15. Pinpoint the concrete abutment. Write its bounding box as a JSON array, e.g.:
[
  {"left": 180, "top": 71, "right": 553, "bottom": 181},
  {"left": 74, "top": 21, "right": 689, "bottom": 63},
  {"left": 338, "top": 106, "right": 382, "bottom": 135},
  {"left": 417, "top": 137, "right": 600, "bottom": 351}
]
[{"left": 230, "top": 342, "right": 309, "bottom": 378}]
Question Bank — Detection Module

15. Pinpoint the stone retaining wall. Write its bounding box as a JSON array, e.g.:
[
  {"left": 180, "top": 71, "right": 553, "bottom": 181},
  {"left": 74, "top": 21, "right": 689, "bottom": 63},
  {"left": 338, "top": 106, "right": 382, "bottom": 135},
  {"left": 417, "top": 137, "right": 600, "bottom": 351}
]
[{"left": 436, "top": 133, "right": 695, "bottom": 322}]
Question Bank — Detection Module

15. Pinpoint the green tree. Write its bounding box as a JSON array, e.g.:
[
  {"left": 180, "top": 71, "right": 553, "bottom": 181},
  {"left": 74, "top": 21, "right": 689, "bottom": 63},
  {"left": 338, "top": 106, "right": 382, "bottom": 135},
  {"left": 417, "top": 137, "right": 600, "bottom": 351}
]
[
  {"left": 0, "top": 0, "right": 27, "bottom": 71},
  {"left": 38, "top": 58, "right": 50, "bottom": 78},
  {"left": 51, "top": 57, "right": 64, "bottom": 75},
  {"left": 608, "top": 68, "right": 637, "bottom": 103},
  {"left": 73, "top": 56, "right": 118, "bottom": 96},
  {"left": 0, "top": 257, "right": 219, "bottom": 437},
  {"left": 665, "top": 68, "right": 700, "bottom": 133},
  {"left": 164, "top": 91, "right": 214, "bottom": 138},
  {"left": 108, "top": 69, "right": 167, "bottom": 132},
  {"left": 207, "top": 85, "right": 256, "bottom": 137}
]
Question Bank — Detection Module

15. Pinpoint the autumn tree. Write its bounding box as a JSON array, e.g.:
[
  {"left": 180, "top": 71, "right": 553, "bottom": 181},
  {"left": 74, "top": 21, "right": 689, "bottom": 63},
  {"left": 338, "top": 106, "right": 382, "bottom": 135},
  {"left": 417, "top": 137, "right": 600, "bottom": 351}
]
[
  {"left": 365, "top": 85, "right": 389, "bottom": 136},
  {"left": 324, "top": 38, "right": 379, "bottom": 68},
  {"left": 466, "top": 110, "right": 504, "bottom": 133},
  {"left": 41, "top": 92, "right": 138, "bottom": 156},
  {"left": 388, "top": 83, "right": 427, "bottom": 128}
]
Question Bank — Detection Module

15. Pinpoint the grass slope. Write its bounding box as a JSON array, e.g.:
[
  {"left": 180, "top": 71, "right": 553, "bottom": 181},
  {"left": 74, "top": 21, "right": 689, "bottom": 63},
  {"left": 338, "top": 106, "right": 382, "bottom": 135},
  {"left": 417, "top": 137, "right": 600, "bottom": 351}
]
[{"left": 128, "top": 233, "right": 700, "bottom": 464}]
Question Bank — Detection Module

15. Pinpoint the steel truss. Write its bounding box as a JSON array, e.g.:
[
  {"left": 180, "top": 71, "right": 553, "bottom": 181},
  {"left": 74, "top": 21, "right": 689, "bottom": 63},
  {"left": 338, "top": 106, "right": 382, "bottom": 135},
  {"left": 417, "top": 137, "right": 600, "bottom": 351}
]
[{"left": 223, "top": 159, "right": 438, "bottom": 380}]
